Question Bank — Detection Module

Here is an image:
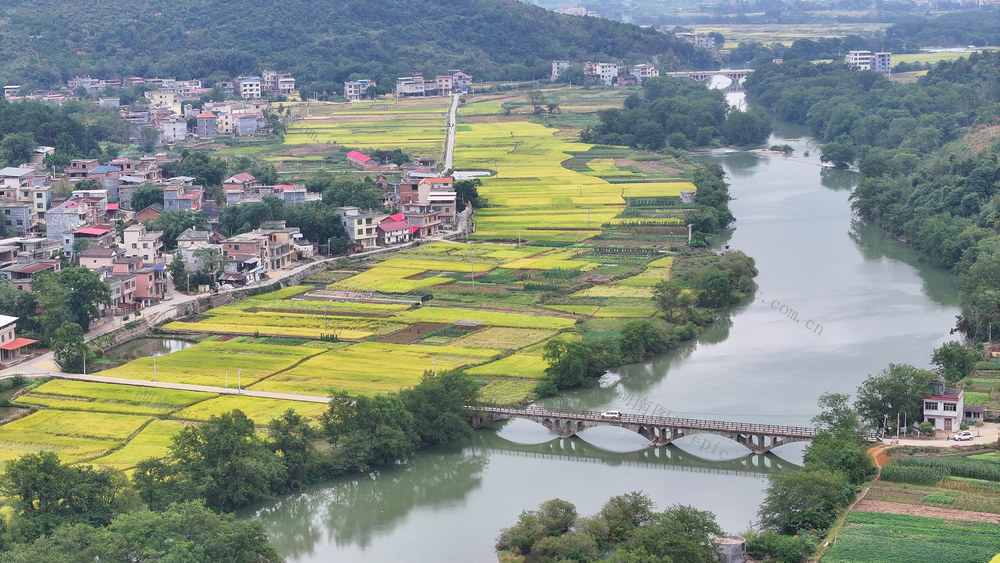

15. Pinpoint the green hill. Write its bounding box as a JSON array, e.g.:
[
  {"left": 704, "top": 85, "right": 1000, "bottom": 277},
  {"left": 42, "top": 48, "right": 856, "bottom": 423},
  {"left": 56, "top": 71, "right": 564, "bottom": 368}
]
[{"left": 0, "top": 0, "right": 711, "bottom": 90}]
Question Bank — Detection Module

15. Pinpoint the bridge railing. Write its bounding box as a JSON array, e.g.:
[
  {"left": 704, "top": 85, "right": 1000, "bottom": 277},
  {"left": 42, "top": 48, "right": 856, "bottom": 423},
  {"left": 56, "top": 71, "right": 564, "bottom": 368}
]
[{"left": 471, "top": 405, "right": 819, "bottom": 437}]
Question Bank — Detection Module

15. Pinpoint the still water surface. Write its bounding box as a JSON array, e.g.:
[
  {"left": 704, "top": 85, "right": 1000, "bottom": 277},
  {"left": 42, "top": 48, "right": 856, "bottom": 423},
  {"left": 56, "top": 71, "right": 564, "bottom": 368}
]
[{"left": 250, "top": 121, "right": 960, "bottom": 562}]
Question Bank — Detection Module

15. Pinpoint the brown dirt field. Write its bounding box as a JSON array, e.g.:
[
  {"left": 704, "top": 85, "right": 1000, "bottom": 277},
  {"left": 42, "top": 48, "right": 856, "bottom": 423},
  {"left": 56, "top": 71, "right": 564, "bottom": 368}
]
[
  {"left": 623, "top": 158, "right": 683, "bottom": 178},
  {"left": 854, "top": 499, "right": 1000, "bottom": 523},
  {"left": 374, "top": 322, "right": 448, "bottom": 344},
  {"left": 964, "top": 125, "right": 1000, "bottom": 152}
]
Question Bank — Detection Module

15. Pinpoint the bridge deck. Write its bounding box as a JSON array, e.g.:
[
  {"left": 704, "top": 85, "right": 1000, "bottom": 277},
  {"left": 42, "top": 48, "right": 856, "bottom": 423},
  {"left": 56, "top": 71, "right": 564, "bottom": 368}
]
[{"left": 478, "top": 405, "right": 818, "bottom": 437}]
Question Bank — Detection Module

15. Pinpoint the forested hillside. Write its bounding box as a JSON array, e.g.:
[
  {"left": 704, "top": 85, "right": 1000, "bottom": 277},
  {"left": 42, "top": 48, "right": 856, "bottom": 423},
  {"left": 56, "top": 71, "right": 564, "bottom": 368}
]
[
  {"left": 0, "top": 0, "right": 702, "bottom": 90},
  {"left": 746, "top": 52, "right": 1000, "bottom": 339}
]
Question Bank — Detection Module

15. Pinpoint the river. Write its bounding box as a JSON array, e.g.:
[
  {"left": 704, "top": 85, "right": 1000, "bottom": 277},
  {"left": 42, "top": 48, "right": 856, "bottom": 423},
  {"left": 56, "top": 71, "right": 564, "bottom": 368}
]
[{"left": 249, "top": 114, "right": 960, "bottom": 562}]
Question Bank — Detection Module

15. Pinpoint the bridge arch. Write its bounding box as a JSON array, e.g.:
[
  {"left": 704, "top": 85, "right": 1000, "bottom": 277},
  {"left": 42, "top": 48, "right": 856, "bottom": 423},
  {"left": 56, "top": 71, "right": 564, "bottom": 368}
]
[{"left": 472, "top": 407, "right": 818, "bottom": 455}]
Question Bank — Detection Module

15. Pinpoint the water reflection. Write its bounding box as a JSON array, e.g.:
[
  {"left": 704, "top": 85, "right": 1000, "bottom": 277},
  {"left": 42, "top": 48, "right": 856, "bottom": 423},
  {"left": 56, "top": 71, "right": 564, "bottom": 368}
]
[
  {"left": 104, "top": 337, "right": 196, "bottom": 361},
  {"left": 819, "top": 167, "right": 858, "bottom": 191},
  {"left": 848, "top": 220, "right": 960, "bottom": 308},
  {"left": 251, "top": 442, "right": 488, "bottom": 560}
]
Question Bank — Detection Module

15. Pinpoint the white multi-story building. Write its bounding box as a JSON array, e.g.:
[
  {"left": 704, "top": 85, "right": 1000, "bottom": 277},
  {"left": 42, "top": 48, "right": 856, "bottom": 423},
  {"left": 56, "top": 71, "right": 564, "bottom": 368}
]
[
  {"left": 630, "top": 64, "right": 659, "bottom": 85},
  {"left": 846, "top": 51, "right": 892, "bottom": 75},
  {"left": 584, "top": 62, "right": 621, "bottom": 85},
  {"left": 552, "top": 60, "right": 571, "bottom": 80},
  {"left": 236, "top": 76, "right": 262, "bottom": 99}
]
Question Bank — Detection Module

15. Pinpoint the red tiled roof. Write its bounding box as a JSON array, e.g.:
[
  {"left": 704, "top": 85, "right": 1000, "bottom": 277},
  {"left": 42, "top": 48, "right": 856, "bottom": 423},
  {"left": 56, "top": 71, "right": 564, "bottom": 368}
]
[
  {"left": 10, "top": 262, "right": 57, "bottom": 274},
  {"left": 106, "top": 203, "right": 119, "bottom": 210},
  {"left": 388, "top": 213, "right": 404, "bottom": 222},
  {"left": 0, "top": 337, "right": 36, "bottom": 351},
  {"left": 346, "top": 150, "right": 371, "bottom": 163},
  {"left": 409, "top": 226, "right": 420, "bottom": 234},
  {"left": 273, "top": 184, "right": 295, "bottom": 190},
  {"left": 421, "top": 177, "right": 453, "bottom": 183},
  {"left": 378, "top": 220, "right": 410, "bottom": 232},
  {"left": 74, "top": 226, "right": 111, "bottom": 236},
  {"left": 197, "top": 112, "right": 217, "bottom": 119},
  {"left": 228, "top": 172, "right": 255, "bottom": 183}
]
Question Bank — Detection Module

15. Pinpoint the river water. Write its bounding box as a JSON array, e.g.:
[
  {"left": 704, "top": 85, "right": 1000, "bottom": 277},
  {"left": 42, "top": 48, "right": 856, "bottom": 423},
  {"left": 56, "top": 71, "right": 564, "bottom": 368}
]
[{"left": 250, "top": 116, "right": 960, "bottom": 562}]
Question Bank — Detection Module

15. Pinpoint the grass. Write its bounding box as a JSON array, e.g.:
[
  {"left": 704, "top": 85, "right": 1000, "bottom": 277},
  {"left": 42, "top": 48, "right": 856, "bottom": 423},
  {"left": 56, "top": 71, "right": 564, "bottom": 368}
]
[
  {"left": 822, "top": 511, "right": 1000, "bottom": 562},
  {"left": 89, "top": 420, "right": 188, "bottom": 470},
  {"left": 251, "top": 342, "right": 502, "bottom": 397},
  {"left": 398, "top": 307, "right": 575, "bottom": 329},
  {"left": 477, "top": 379, "right": 537, "bottom": 404},
  {"left": 16, "top": 380, "right": 212, "bottom": 415},
  {"left": 174, "top": 396, "right": 327, "bottom": 425},
  {"left": 465, "top": 353, "right": 549, "bottom": 379},
  {"left": 0, "top": 410, "right": 152, "bottom": 464},
  {"left": 97, "top": 342, "right": 324, "bottom": 388}
]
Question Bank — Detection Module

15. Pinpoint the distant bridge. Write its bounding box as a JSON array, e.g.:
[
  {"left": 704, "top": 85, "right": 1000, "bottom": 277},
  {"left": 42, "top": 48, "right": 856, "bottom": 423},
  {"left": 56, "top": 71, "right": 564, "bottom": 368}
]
[
  {"left": 470, "top": 406, "right": 861, "bottom": 455},
  {"left": 665, "top": 69, "right": 752, "bottom": 91}
]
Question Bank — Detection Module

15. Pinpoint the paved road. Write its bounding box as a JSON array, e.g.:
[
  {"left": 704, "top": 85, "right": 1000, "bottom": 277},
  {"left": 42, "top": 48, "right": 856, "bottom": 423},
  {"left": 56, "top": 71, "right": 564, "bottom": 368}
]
[{"left": 443, "top": 93, "right": 460, "bottom": 170}]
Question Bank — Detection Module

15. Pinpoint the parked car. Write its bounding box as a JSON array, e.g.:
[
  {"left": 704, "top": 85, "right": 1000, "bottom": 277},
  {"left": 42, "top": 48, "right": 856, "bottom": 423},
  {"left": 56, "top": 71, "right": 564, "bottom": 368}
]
[
  {"left": 600, "top": 410, "right": 622, "bottom": 419},
  {"left": 953, "top": 430, "right": 974, "bottom": 441}
]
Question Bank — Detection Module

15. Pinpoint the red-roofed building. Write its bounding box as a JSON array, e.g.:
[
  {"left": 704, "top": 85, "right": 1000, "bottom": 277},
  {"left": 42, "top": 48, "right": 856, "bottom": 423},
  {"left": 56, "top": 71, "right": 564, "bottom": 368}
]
[
  {"left": 377, "top": 218, "right": 412, "bottom": 245},
  {"left": 0, "top": 315, "right": 36, "bottom": 362},
  {"left": 347, "top": 150, "right": 374, "bottom": 170},
  {"left": 71, "top": 224, "right": 116, "bottom": 251}
]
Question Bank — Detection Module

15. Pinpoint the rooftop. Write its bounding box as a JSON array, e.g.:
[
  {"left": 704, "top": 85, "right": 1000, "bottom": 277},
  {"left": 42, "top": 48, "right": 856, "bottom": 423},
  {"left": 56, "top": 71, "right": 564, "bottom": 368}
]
[{"left": 346, "top": 150, "right": 371, "bottom": 163}]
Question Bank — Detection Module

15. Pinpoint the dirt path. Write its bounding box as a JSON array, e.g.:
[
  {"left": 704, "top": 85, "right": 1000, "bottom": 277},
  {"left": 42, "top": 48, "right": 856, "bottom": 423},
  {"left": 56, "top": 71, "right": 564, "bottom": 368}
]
[{"left": 853, "top": 499, "right": 1000, "bottom": 523}]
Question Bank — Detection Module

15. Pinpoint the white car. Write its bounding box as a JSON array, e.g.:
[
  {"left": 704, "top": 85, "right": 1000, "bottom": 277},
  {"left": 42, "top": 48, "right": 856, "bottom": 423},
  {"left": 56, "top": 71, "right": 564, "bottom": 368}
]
[
  {"left": 953, "top": 430, "right": 974, "bottom": 441},
  {"left": 600, "top": 410, "right": 622, "bottom": 419}
]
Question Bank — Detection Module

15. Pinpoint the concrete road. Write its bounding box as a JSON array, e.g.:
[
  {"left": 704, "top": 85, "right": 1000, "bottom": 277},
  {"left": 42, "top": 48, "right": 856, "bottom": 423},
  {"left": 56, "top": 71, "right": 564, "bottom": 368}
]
[{"left": 443, "top": 93, "right": 460, "bottom": 170}]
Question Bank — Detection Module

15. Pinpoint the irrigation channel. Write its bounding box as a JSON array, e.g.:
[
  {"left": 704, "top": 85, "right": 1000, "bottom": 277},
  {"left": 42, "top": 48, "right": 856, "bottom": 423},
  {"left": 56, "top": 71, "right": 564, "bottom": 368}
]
[{"left": 247, "top": 97, "right": 961, "bottom": 562}]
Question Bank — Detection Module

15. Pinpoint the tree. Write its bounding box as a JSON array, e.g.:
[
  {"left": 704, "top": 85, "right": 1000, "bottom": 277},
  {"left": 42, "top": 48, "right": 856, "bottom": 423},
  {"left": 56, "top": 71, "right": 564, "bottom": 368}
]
[
  {"left": 803, "top": 431, "right": 875, "bottom": 485},
  {"left": 654, "top": 280, "right": 695, "bottom": 322},
  {"left": 619, "top": 319, "right": 673, "bottom": 363},
  {"left": 149, "top": 210, "right": 207, "bottom": 250},
  {"left": 400, "top": 370, "right": 479, "bottom": 445},
  {"left": 32, "top": 272, "right": 70, "bottom": 346},
  {"left": 2, "top": 501, "right": 280, "bottom": 562},
  {"left": 542, "top": 339, "right": 603, "bottom": 389},
  {"left": 0, "top": 132, "right": 37, "bottom": 167},
  {"left": 268, "top": 409, "right": 318, "bottom": 490},
  {"left": 616, "top": 504, "right": 723, "bottom": 562},
  {"left": 454, "top": 179, "right": 485, "bottom": 212},
  {"left": 167, "top": 410, "right": 286, "bottom": 510},
  {"left": 758, "top": 468, "right": 850, "bottom": 534},
  {"left": 820, "top": 141, "right": 856, "bottom": 168},
  {"left": 722, "top": 107, "right": 772, "bottom": 146},
  {"left": 129, "top": 184, "right": 164, "bottom": 212},
  {"left": 525, "top": 90, "right": 546, "bottom": 109},
  {"left": 1, "top": 452, "right": 133, "bottom": 542},
  {"left": 168, "top": 253, "right": 188, "bottom": 292},
  {"left": 600, "top": 491, "right": 655, "bottom": 543},
  {"left": 854, "top": 363, "right": 936, "bottom": 431},
  {"left": 138, "top": 126, "right": 159, "bottom": 152},
  {"left": 931, "top": 341, "right": 980, "bottom": 384},
  {"left": 321, "top": 394, "right": 418, "bottom": 473},
  {"left": 51, "top": 321, "right": 91, "bottom": 373},
  {"left": 56, "top": 266, "right": 111, "bottom": 331},
  {"left": 810, "top": 392, "right": 862, "bottom": 436}
]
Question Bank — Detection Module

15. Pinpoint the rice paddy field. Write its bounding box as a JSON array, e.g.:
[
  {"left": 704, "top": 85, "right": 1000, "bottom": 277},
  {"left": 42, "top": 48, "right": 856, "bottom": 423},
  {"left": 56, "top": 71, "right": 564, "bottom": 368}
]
[
  {"left": 284, "top": 97, "right": 450, "bottom": 153},
  {"left": 453, "top": 95, "right": 696, "bottom": 242}
]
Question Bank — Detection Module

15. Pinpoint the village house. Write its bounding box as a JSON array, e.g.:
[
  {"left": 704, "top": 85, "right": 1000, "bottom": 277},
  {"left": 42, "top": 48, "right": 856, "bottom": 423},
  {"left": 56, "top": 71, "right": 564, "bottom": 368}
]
[
  {"left": 122, "top": 224, "right": 164, "bottom": 263},
  {"left": 583, "top": 62, "right": 621, "bottom": 85},
  {"left": 346, "top": 150, "right": 378, "bottom": 171},
  {"left": 630, "top": 63, "right": 659, "bottom": 85},
  {"left": 0, "top": 315, "right": 36, "bottom": 363},
  {"left": 336, "top": 206, "right": 382, "bottom": 250},
  {"left": 0, "top": 200, "right": 37, "bottom": 236},
  {"left": 162, "top": 178, "right": 203, "bottom": 212},
  {"left": 78, "top": 246, "right": 122, "bottom": 270},
  {"left": 922, "top": 379, "right": 964, "bottom": 433},
  {"left": 0, "top": 259, "right": 60, "bottom": 291},
  {"left": 66, "top": 159, "right": 99, "bottom": 179},
  {"left": 401, "top": 202, "right": 444, "bottom": 238},
  {"left": 222, "top": 222, "right": 298, "bottom": 272},
  {"left": 377, "top": 213, "right": 413, "bottom": 245},
  {"left": 70, "top": 224, "right": 116, "bottom": 253},
  {"left": 136, "top": 203, "right": 163, "bottom": 223},
  {"left": 196, "top": 112, "right": 218, "bottom": 138},
  {"left": 343, "top": 79, "right": 377, "bottom": 101}
]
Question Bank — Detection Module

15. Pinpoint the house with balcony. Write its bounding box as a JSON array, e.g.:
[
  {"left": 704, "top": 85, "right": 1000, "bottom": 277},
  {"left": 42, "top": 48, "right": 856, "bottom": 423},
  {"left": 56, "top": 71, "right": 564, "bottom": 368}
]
[
  {"left": 123, "top": 224, "right": 163, "bottom": 263},
  {"left": 922, "top": 379, "right": 964, "bottom": 433},
  {"left": 222, "top": 222, "right": 297, "bottom": 273},
  {"left": 378, "top": 214, "right": 412, "bottom": 245},
  {"left": 162, "top": 180, "right": 202, "bottom": 212},
  {"left": 336, "top": 206, "right": 382, "bottom": 250},
  {"left": 70, "top": 224, "right": 116, "bottom": 253},
  {"left": 401, "top": 202, "right": 444, "bottom": 238},
  {"left": 344, "top": 79, "right": 377, "bottom": 101}
]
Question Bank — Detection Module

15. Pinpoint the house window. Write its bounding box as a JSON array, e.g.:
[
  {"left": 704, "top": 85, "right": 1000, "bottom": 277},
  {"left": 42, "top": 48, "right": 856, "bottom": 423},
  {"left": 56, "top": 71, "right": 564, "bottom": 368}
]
[
  {"left": 943, "top": 403, "right": 957, "bottom": 412},
  {"left": 924, "top": 402, "right": 937, "bottom": 411},
  {"left": 233, "top": 245, "right": 240, "bottom": 250}
]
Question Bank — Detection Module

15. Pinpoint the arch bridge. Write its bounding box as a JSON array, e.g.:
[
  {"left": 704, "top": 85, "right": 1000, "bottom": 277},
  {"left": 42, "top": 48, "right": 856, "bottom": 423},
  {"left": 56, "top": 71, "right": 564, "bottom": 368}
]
[
  {"left": 470, "top": 405, "right": 844, "bottom": 455},
  {"left": 665, "top": 69, "right": 752, "bottom": 90}
]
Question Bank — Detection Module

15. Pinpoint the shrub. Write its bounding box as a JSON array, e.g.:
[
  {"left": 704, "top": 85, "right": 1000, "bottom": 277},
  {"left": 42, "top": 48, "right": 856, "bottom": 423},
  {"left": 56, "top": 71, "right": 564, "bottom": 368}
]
[
  {"left": 535, "top": 380, "right": 558, "bottom": 398},
  {"left": 746, "top": 529, "right": 807, "bottom": 563}
]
